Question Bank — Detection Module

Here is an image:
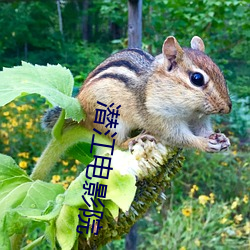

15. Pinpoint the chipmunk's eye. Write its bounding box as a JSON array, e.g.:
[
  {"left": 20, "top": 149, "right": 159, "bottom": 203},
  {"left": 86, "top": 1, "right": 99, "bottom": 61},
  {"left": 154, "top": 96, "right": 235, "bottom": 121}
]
[{"left": 190, "top": 72, "right": 204, "bottom": 87}]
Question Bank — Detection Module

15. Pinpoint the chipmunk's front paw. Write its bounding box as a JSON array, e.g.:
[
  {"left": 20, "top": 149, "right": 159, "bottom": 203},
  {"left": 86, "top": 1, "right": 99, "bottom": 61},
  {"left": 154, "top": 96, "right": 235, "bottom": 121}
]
[
  {"left": 129, "top": 134, "right": 156, "bottom": 152},
  {"left": 206, "top": 133, "right": 230, "bottom": 152}
]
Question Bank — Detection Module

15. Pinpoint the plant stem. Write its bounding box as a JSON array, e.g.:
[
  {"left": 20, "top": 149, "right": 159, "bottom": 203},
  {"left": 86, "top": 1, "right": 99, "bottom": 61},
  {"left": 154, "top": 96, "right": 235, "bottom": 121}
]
[
  {"left": 12, "top": 126, "right": 107, "bottom": 249},
  {"left": 30, "top": 125, "right": 112, "bottom": 181},
  {"left": 10, "top": 230, "right": 26, "bottom": 250}
]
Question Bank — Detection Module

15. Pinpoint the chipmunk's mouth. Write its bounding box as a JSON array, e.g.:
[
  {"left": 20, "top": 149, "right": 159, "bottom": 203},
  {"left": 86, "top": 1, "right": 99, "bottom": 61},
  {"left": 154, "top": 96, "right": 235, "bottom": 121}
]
[
  {"left": 217, "top": 101, "right": 232, "bottom": 114},
  {"left": 204, "top": 100, "right": 232, "bottom": 115},
  {"left": 203, "top": 104, "right": 215, "bottom": 115}
]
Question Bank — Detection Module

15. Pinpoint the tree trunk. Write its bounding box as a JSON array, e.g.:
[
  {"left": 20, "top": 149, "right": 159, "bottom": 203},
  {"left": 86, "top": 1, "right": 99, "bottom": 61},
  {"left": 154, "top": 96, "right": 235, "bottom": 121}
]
[
  {"left": 56, "top": 0, "right": 63, "bottom": 36},
  {"left": 128, "top": 0, "right": 142, "bottom": 48},
  {"left": 82, "top": 0, "right": 89, "bottom": 41},
  {"left": 125, "top": 224, "right": 137, "bottom": 250},
  {"left": 126, "top": 2, "right": 143, "bottom": 245}
]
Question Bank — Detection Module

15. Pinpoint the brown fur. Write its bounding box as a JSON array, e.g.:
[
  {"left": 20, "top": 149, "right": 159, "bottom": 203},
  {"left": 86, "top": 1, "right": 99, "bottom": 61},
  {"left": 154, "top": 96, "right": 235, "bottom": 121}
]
[{"left": 77, "top": 36, "right": 231, "bottom": 152}]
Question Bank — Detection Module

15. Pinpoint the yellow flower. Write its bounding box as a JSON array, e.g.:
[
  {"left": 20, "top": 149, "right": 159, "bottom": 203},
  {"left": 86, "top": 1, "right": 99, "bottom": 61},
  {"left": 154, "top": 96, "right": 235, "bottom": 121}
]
[
  {"left": 62, "top": 160, "right": 69, "bottom": 166},
  {"left": 179, "top": 247, "right": 186, "bottom": 250},
  {"left": 234, "top": 214, "right": 243, "bottom": 224},
  {"left": 11, "top": 119, "right": 18, "bottom": 127},
  {"left": 243, "top": 195, "right": 248, "bottom": 204},
  {"left": 63, "top": 182, "right": 69, "bottom": 189},
  {"left": 18, "top": 152, "right": 23, "bottom": 157},
  {"left": 66, "top": 176, "right": 75, "bottom": 182},
  {"left": 235, "top": 157, "right": 242, "bottom": 163},
  {"left": 244, "top": 221, "right": 250, "bottom": 234},
  {"left": 209, "top": 193, "right": 215, "bottom": 204},
  {"left": 71, "top": 165, "right": 77, "bottom": 172},
  {"left": 4, "top": 147, "right": 10, "bottom": 152},
  {"left": 189, "top": 184, "right": 199, "bottom": 197},
  {"left": 51, "top": 175, "right": 61, "bottom": 183},
  {"left": 182, "top": 207, "right": 192, "bottom": 217},
  {"left": 236, "top": 229, "right": 243, "bottom": 237},
  {"left": 32, "top": 157, "right": 39, "bottom": 162},
  {"left": 220, "top": 217, "right": 228, "bottom": 224},
  {"left": 17, "top": 105, "right": 31, "bottom": 112},
  {"left": 232, "top": 150, "right": 237, "bottom": 156},
  {"left": 231, "top": 201, "right": 238, "bottom": 209},
  {"left": 223, "top": 205, "right": 228, "bottom": 210},
  {"left": 0, "top": 130, "right": 8, "bottom": 138},
  {"left": 18, "top": 152, "right": 30, "bottom": 159},
  {"left": 19, "top": 161, "right": 28, "bottom": 169},
  {"left": 198, "top": 195, "right": 210, "bottom": 206},
  {"left": 9, "top": 102, "right": 16, "bottom": 108},
  {"left": 231, "top": 198, "right": 240, "bottom": 209},
  {"left": 3, "top": 111, "right": 9, "bottom": 116},
  {"left": 17, "top": 106, "right": 24, "bottom": 112},
  {"left": 75, "top": 159, "right": 81, "bottom": 165},
  {"left": 3, "top": 138, "right": 9, "bottom": 145},
  {"left": 221, "top": 162, "right": 228, "bottom": 167},
  {"left": 194, "top": 238, "right": 201, "bottom": 247},
  {"left": 221, "top": 232, "right": 227, "bottom": 238},
  {"left": 26, "top": 121, "right": 33, "bottom": 129}
]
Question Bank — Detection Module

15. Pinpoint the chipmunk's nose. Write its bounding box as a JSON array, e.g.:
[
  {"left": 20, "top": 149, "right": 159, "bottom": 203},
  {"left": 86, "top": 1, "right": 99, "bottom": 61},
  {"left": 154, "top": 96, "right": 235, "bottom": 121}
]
[{"left": 219, "top": 101, "right": 232, "bottom": 114}]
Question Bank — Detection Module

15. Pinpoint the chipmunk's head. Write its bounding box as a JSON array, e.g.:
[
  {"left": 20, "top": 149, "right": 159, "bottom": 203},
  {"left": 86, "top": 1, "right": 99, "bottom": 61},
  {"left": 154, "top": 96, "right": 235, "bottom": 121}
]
[{"left": 158, "top": 36, "right": 232, "bottom": 115}]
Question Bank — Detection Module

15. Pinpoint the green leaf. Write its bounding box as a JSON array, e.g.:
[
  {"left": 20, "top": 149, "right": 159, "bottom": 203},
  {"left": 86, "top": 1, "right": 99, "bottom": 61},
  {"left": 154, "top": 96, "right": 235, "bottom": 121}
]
[
  {"left": 66, "top": 141, "right": 96, "bottom": 165},
  {"left": 64, "top": 170, "right": 100, "bottom": 207},
  {"left": 104, "top": 200, "right": 119, "bottom": 219},
  {"left": 21, "top": 198, "right": 64, "bottom": 249},
  {"left": 0, "top": 181, "right": 64, "bottom": 236},
  {"left": 26, "top": 200, "right": 63, "bottom": 221},
  {"left": 0, "top": 154, "right": 65, "bottom": 243},
  {"left": 2, "top": 181, "right": 64, "bottom": 220},
  {"left": 3, "top": 210, "right": 31, "bottom": 237},
  {"left": 0, "top": 182, "right": 33, "bottom": 248},
  {"left": 20, "top": 181, "right": 64, "bottom": 212},
  {"left": 0, "top": 182, "right": 33, "bottom": 216},
  {"left": 101, "top": 169, "right": 136, "bottom": 212},
  {"left": 64, "top": 128, "right": 116, "bottom": 161},
  {"left": 0, "top": 176, "right": 31, "bottom": 201},
  {"left": 0, "top": 154, "right": 30, "bottom": 181},
  {"left": 0, "top": 62, "right": 85, "bottom": 122},
  {"left": 45, "top": 220, "right": 56, "bottom": 249},
  {"left": 56, "top": 205, "right": 79, "bottom": 250},
  {"left": 0, "top": 231, "right": 10, "bottom": 250},
  {"left": 21, "top": 235, "right": 45, "bottom": 250},
  {"left": 65, "top": 148, "right": 137, "bottom": 213}
]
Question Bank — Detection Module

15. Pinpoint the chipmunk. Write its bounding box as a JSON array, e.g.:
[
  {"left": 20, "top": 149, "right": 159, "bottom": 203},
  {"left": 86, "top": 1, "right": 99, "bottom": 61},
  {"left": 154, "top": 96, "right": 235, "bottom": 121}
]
[{"left": 44, "top": 36, "right": 232, "bottom": 153}]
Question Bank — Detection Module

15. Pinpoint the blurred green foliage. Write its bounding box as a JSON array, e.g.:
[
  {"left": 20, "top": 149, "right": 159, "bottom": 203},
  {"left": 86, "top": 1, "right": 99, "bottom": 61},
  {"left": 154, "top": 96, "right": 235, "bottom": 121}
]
[{"left": 0, "top": 0, "right": 249, "bottom": 97}]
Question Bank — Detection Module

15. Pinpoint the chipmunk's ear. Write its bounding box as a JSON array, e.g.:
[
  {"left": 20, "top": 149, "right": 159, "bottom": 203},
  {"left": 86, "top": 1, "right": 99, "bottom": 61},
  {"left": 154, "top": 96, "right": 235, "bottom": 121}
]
[
  {"left": 191, "top": 36, "right": 205, "bottom": 52},
  {"left": 162, "top": 36, "right": 184, "bottom": 63}
]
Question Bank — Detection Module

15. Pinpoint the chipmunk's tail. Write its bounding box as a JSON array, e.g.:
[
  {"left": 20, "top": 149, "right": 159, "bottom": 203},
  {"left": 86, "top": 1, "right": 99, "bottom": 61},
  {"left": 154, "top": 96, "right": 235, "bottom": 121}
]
[{"left": 41, "top": 106, "right": 62, "bottom": 130}]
